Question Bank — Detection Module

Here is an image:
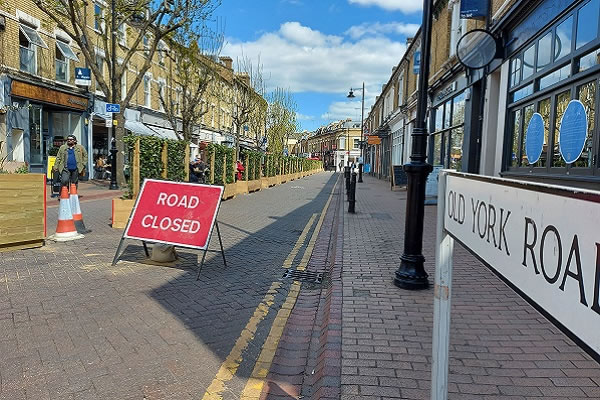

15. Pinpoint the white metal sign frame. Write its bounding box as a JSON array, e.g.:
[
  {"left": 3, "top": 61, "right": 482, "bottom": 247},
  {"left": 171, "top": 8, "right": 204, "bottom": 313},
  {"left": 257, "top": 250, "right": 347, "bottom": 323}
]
[{"left": 432, "top": 170, "right": 600, "bottom": 400}]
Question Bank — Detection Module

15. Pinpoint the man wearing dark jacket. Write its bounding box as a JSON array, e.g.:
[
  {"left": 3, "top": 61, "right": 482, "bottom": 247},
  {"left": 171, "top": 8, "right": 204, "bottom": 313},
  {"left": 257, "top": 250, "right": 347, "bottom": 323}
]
[{"left": 53, "top": 134, "right": 88, "bottom": 187}]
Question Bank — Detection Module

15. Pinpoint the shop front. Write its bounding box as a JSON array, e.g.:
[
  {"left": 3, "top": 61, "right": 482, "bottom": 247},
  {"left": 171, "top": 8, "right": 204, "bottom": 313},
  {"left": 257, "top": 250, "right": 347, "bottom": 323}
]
[
  {"left": 429, "top": 76, "right": 468, "bottom": 172},
  {"left": 5, "top": 79, "right": 89, "bottom": 174},
  {"left": 498, "top": 0, "right": 600, "bottom": 189}
]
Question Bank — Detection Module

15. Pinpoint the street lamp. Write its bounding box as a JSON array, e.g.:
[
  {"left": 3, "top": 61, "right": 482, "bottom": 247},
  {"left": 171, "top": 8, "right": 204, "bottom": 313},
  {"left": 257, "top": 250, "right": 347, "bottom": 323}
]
[
  {"left": 394, "top": 0, "right": 434, "bottom": 290},
  {"left": 347, "top": 82, "right": 364, "bottom": 182}
]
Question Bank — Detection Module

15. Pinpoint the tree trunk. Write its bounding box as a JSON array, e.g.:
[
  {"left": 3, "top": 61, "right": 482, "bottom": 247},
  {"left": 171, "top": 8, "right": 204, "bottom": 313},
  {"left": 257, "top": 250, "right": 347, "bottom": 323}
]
[{"left": 235, "top": 125, "right": 241, "bottom": 161}]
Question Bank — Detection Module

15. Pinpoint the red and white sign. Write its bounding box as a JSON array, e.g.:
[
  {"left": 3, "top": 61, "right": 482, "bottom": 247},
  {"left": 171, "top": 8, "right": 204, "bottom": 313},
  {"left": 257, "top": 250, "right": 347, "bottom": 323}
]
[{"left": 125, "top": 179, "right": 224, "bottom": 249}]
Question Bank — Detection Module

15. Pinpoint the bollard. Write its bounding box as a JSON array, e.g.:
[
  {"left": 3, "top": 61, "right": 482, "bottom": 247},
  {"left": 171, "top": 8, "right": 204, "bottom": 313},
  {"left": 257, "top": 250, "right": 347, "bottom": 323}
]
[
  {"left": 348, "top": 172, "right": 357, "bottom": 213},
  {"left": 358, "top": 163, "right": 363, "bottom": 183},
  {"left": 345, "top": 166, "right": 350, "bottom": 199}
]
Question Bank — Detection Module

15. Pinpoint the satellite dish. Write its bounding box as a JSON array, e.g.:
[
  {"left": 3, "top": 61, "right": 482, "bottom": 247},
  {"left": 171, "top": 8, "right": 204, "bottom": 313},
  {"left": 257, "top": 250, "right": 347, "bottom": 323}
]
[{"left": 456, "top": 29, "right": 498, "bottom": 70}]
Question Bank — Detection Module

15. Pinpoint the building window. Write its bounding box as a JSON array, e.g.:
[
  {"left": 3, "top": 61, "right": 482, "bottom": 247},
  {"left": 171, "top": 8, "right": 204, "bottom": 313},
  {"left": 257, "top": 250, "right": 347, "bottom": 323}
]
[
  {"left": 95, "top": 53, "right": 104, "bottom": 92},
  {"left": 118, "top": 22, "right": 127, "bottom": 46},
  {"left": 143, "top": 34, "right": 150, "bottom": 56},
  {"left": 158, "top": 41, "right": 166, "bottom": 65},
  {"left": 144, "top": 75, "right": 151, "bottom": 108},
  {"left": 353, "top": 138, "right": 359, "bottom": 149},
  {"left": 397, "top": 73, "right": 404, "bottom": 106},
  {"left": 121, "top": 70, "right": 127, "bottom": 101},
  {"left": 19, "top": 24, "right": 47, "bottom": 74},
  {"left": 55, "top": 40, "right": 78, "bottom": 82},
  {"left": 505, "top": 0, "right": 600, "bottom": 178},
  {"left": 94, "top": 4, "right": 103, "bottom": 32},
  {"left": 429, "top": 91, "right": 465, "bottom": 170}
]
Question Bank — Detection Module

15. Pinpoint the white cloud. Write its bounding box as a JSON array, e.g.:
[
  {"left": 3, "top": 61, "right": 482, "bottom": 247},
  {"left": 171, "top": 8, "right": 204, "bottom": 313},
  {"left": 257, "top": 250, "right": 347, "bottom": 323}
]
[
  {"left": 348, "top": 0, "right": 422, "bottom": 13},
  {"left": 224, "top": 22, "right": 406, "bottom": 96},
  {"left": 345, "top": 22, "right": 420, "bottom": 40},
  {"left": 321, "top": 101, "right": 367, "bottom": 122},
  {"left": 297, "top": 113, "right": 315, "bottom": 121}
]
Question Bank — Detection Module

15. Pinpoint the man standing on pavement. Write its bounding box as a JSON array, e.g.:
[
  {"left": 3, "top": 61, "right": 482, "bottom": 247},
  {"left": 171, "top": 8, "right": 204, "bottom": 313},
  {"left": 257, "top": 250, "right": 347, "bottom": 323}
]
[{"left": 53, "top": 134, "right": 88, "bottom": 187}]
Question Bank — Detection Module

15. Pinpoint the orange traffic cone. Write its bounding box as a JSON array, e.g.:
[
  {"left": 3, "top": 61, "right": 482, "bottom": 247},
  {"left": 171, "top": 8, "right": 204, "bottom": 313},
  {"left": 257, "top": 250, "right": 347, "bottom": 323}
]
[
  {"left": 69, "top": 184, "right": 91, "bottom": 234},
  {"left": 51, "top": 186, "right": 84, "bottom": 241}
]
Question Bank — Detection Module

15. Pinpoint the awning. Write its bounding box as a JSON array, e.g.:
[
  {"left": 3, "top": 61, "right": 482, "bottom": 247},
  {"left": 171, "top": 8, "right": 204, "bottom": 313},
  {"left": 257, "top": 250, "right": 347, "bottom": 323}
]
[
  {"left": 149, "top": 125, "right": 179, "bottom": 140},
  {"left": 125, "top": 120, "right": 157, "bottom": 136}
]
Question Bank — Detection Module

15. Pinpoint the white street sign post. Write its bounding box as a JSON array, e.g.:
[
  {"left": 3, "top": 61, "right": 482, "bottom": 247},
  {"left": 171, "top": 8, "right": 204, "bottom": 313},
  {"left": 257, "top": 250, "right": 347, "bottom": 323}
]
[{"left": 432, "top": 171, "right": 600, "bottom": 399}]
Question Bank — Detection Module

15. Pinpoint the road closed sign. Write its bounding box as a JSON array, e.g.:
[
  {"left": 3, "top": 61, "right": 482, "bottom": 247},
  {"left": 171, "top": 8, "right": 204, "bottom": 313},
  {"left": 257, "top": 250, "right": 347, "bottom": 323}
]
[{"left": 124, "top": 179, "right": 224, "bottom": 249}]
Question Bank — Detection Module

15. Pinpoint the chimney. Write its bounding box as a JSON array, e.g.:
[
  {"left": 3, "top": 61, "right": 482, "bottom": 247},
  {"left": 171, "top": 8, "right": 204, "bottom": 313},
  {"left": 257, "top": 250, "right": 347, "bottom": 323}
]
[
  {"left": 406, "top": 37, "right": 413, "bottom": 46},
  {"left": 219, "top": 56, "right": 233, "bottom": 69},
  {"left": 237, "top": 72, "right": 250, "bottom": 87}
]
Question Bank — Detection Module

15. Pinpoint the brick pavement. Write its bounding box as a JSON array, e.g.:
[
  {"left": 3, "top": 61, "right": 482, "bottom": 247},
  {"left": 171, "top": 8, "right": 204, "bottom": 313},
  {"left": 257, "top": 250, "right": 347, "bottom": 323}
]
[
  {"left": 264, "top": 173, "right": 600, "bottom": 399},
  {"left": 342, "top": 175, "right": 600, "bottom": 399},
  {"left": 0, "top": 172, "right": 337, "bottom": 399}
]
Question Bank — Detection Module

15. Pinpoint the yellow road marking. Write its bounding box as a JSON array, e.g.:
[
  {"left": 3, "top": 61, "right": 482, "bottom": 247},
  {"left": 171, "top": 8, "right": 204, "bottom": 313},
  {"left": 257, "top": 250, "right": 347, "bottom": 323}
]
[
  {"left": 201, "top": 281, "right": 281, "bottom": 400},
  {"left": 282, "top": 213, "right": 318, "bottom": 269},
  {"left": 240, "top": 178, "right": 338, "bottom": 399}
]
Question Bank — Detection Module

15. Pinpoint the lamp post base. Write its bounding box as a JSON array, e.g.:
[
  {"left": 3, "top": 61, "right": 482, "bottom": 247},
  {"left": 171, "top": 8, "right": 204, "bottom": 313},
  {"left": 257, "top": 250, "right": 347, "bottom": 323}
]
[
  {"left": 394, "top": 254, "right": 429, "bottom": 290},
  {"left": 358, "top": 163, "right": 363, "bottom": 183}
]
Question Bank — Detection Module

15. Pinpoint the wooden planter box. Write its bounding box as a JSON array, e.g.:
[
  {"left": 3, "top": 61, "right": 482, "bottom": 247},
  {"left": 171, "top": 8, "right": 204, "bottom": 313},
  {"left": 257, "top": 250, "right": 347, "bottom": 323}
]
[
  {"left": 112, "top": 198, "right": 135, "bottom": 229},
  {"left": 0, "top": 174, "right": 46, "bottom": 251},
  {"left": 269, "top": 177, "right": 277, "bottom": 187},
  {"left": 248, "top": 180, "right": 261, "bottom": 193},
  {"left": 261, "top": 177, "right": 270, "bottom": 189}
]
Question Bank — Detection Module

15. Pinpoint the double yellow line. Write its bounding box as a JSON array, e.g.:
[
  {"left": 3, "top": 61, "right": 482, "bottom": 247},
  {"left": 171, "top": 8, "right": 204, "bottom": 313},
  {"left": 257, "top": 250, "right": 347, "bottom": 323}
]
[{"left": 202, "top": 180, "right": 337, "bottom": 400}]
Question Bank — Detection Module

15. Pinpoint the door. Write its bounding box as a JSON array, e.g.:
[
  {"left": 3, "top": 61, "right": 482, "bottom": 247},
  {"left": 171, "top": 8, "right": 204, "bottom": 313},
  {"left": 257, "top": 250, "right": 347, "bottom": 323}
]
[{"left": 29, "top": 105, "right": 43, "bottom": 165}]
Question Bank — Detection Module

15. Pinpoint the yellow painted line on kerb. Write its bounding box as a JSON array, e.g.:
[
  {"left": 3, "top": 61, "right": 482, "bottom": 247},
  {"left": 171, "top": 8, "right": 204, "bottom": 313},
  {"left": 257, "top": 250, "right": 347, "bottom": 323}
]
[
  {"left": 282, "top": 213, "right": 318, "bottom": 269},
  {"left": 240, "top": 179, "right": 338, "bottom": 399}
]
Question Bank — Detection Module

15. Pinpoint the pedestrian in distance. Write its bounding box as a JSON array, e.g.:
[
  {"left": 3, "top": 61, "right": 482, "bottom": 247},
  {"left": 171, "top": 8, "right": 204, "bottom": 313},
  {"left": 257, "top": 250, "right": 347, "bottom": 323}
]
[
  {"left": 53, "top": 135, "right": 88, "bottom": 188},
  {"left": 236, "top": 159, "right": 245, "bottom": 181}
]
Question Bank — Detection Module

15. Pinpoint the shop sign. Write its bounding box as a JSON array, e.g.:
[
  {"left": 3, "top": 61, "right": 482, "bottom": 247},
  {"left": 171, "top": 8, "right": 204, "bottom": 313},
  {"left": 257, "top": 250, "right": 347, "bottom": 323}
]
[
  {"left": 74, "top": 68, "right": 91, "bottom": 86},
  {"left": 368, "top": 136, "right": 381, "bottom": 145},
  {"left": 460, "top": 0, "right": 488, "bottom": 19},
  {"left": 125, "top": 179, "right": 224, "bottom": 250},
  {"left": 11, "top": 80, "right": 88, "bottom": 111}
]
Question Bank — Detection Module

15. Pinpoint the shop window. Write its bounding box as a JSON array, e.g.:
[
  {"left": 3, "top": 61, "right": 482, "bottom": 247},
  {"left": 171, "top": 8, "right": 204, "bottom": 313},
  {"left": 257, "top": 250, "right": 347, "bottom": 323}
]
[
  {"left": 434, "top": 105, "right": 443, "bottom": 131},
  {"left": 521, "top": 105, "right": 535, "bottom": 165},
  {"left": 444, "top": 100, "right": 452, "bottom": 129},
  {"left": 450, "top": 126, "right": 463, "bottom": 170},
  {"left": 512, "top": 83, "right": 534, "bottom": 102},
  {"left": 579, "top": 47, "right": 600, "bottom": 71},
  {"left": 523, "top": 44, "right": 535, "bottom": 80},
  {"left": 552, "top": 90, "right": 571, "bottom": 167},
  {"left": 576, "top": 0, "right": 599, "bottom": 50},
  {"left": 574, "top": 80, "right": 596, "bottom": 167},
  {"left": 432, "top": 133, "right": 442, "bottom": 165},
  {"left": 537, "top": 32, "right": 553, "bottom": 72},
  {"left": 555, "top": 16, "right": 573, "bottom": 61},
  {"left": 510, "top": 109, "right": 522, "bottom": 167},
  {"left": 538, "top": 97, "right": 551, "bottom": 167},
  {"left": 539, "top": 64, "right": 571, "bottom": 90},
  {"left": 510, "top": 57, "right": 522, "bottom": 88}
]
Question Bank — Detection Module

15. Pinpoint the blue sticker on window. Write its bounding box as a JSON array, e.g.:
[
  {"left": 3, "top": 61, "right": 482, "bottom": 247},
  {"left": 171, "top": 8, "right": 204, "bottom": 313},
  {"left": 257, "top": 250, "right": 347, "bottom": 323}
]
[
  {"left": 525, "top": 113, "right": 545, "bottom": 164},
  {"left": 559, "top": 100, "right": 588, "bottom": 164}
]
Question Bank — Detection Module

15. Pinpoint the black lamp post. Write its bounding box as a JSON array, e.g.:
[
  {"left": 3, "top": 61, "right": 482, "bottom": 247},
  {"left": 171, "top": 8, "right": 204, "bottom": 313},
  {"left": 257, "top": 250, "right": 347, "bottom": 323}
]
[
  {"left": 394, "top": 0, "right": 434, "bottom": 290},
  {"left": 347, "top": 82, "right": 364, "bottom": 182},
  {"left": 109, "top": 137, "right": 118, "bottom": 190}
]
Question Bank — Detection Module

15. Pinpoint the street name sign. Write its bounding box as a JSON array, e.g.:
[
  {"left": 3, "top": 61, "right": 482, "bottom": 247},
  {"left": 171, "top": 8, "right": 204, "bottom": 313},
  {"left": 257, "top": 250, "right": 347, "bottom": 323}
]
[
  {"left": 124, "top": 179, "right": 223, "bottom": 249},
  {"left": 431, "top": 171, "right": 600, "bottom": 399},
  {"left": 105, "top": 103, "right": 120, "bottom": 113}
]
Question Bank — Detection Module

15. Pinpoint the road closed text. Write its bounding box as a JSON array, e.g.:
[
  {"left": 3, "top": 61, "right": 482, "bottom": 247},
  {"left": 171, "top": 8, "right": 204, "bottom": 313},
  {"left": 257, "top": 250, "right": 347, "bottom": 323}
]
[{"left": 140, "top": 192, "right": 202, "bottom": 233}]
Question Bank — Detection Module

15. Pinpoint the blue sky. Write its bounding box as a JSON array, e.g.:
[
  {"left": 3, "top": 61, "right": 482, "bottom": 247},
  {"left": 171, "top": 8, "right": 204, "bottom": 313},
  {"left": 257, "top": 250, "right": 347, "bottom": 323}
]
[{"left": 214, "top": 0, "right": 423, "bottom": 132}]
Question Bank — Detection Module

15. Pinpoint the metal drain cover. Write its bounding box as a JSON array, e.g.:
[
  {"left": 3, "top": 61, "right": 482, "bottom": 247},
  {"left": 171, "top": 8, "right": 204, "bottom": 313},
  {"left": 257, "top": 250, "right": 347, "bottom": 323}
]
[{"left": 283, "top": 269, "right": 323, "bottom": 284}]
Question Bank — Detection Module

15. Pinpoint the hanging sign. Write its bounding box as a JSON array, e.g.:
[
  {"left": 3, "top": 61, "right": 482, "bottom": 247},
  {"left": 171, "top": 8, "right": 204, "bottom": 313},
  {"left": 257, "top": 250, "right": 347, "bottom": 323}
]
[
  {"left": 460, "top": 0, "right": 488, "bottom": 19},
  {"left": 525, "top": 113, "right": 545, "bottom": 164},
  {"left": 74, "top": 68, "right": 91, "bottom": 86},
  {"left": 559, "top": 100, "right": 588, "bottom": 164},
  {"left": 124, "top": 180, "right": 224, "bottom": 249}
]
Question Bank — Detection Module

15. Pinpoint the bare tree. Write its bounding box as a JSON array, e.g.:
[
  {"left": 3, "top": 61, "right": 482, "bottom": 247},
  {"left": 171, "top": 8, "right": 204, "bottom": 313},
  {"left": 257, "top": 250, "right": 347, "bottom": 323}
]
[
  {"left": 228, "top": 55, "right": 266, "bottom": 159},
  {"left": 266, "top": 87, "right": 299, "bottom": 156},
  {"left": 158, "top": 23, "right": 224, "bottom": 141},
  {"left": 32, "top": 0, "right": 220, "bottom": 185}
]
